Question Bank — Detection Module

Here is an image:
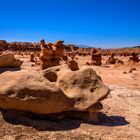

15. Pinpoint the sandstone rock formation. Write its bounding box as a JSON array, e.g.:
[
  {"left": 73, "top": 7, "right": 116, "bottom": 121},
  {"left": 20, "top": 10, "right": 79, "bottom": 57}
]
[
  {"left": 61, "top": 55, "right": 68, "bottom": 61},
  {"left": 106, "top": 53, "right": 116, "bottom": 64},
  {"left": 0, "top": 53, "right": 23, "bottom": 68},
  {"left": 6, "top": 42, "right": 40, "bottom": 52},
  {"left": 67, "top": 59, "right": 79, "bottom": 71},
  {"left": 0, "top": 40, "right": 9, "bottom": 51},
  {"left": 30, "top": 53, "right": 35, "bottom": 62},
  {"left": 39, "top": 39, "right": 65, "bottom": 69},
  {"left": 0, "top": 65, "right": 109, "bottom": 122},
  {"left": 115, "top": 58, "right": 124, "bottom": 64},
  {"left": 129, "top": 52, "right": 139, "bottom": 63},
  {"left": 90, "top": 49, "right": 102, "bottom": 66},
  {"left": 56, "top": 66, "right": 109, "bottom": 111}
]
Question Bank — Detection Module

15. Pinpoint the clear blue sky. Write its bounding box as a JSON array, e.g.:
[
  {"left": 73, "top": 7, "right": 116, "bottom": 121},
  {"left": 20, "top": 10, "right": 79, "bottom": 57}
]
[{"left": 0, "top": 0, "right": 140, "bottom": 48}]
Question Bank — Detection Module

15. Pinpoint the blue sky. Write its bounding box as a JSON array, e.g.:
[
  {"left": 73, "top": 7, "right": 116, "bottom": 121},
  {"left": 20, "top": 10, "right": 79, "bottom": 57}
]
[{"left": 0, "top": 0, "right": 140, "bottom": 48}]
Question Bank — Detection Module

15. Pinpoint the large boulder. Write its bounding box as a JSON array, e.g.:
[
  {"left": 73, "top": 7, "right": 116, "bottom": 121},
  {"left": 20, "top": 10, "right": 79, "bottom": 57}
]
[
  {"left": 0, "top": 53, "right": 23, "bottom": 68},
  {"left": 0, "top": 65, "right": 109, "bottom": 122},
  {"left": 0, "top": 70, "right": 74, "bottom": 114}
]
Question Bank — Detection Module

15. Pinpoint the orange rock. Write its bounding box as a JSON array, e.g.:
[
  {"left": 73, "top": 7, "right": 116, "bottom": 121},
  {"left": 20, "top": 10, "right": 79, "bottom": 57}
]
[{"left": 39, "top": 39, "right": 65, "bottom": 69}]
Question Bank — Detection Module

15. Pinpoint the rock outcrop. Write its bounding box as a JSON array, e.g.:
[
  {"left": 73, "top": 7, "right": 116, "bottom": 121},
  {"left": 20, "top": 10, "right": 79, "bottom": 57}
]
[
  {"left": 39, "top": 39, "right": 65, "bottom": 69},
  {"left": 115, "top": 58, "right": 124, "bottom": 64},
  {"left": 0, "top": 53, "right": 23, "bottom": 68},
  {"left": 106, "top": 53, "right": 116, "bottom": 64},
  {"left": 90, "top": 49, "right": 102, "bottom": 66},
  {"left": 129, "top": 52, "right": 139, "bottom": 63},
  {"left": 56, "top": 66, "right": 109, "bottom": 111},
  {"left": 0, "top": 40, "right": 9, "bottom": 51},
  {"left": 30, "top": 53, "right": 35, "bottom": 62},
  {"left": 0, "top": 65, "right": 109, "bottom": 122},
  {"left": 67, "top": 59, "right": 79, "bottom": 71}
]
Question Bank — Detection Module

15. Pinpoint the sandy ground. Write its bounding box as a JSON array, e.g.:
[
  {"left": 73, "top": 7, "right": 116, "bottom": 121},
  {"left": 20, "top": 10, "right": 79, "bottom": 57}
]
[{"left": 0, "top": 54, "right": 140, "bottom": 140}]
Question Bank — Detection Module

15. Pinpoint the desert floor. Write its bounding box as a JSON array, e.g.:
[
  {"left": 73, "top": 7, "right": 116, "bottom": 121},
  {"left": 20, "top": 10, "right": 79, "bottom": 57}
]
[{"left": 0, "top": 55, "right": 140, "bottom": 140}]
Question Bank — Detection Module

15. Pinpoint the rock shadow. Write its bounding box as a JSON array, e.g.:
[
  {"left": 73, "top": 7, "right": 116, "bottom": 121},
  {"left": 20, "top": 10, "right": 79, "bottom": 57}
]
[
  {"left": 97, "top": 112, "right": 129, "bottom": 126},
  {"left": 0, "top": 109, "right": 129, "bottom": 131},
  {"left": 0, "top": 68, "right": 21, "bottom": 74}
]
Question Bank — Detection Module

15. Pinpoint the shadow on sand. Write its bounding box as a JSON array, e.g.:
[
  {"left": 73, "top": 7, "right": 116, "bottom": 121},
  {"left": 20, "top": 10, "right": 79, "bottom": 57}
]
[
  {"left": 0, "top": 68, "right": 21, "bottom": 74},
  {"left": 0, "top": 109, "right": 129, "bottom": 131}
]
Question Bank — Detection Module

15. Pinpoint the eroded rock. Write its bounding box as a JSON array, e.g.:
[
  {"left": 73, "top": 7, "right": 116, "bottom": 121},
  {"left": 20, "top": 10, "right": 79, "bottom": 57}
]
[
  {"left": 56, "top": 66, "right": 109, "bottom": 110},
  {"left": 67, "top": 59, "right": 79, "bottom": 71},
  {"left": 0, "top": 53, "right": 23, "bottom": 68},
  {"left": 0, "top": 65, "right": 109, "bottom": 122},
  {"left": 39, "top": 39, "right": 65, "bottom": 69},
  {"left": 129, "top": 52, "right": 139, "bottom": 63},
  {"left": 106, "top": 53, "right": 116, "bottom": 64},
  {"left": 90, "top": 49, "right": 102, "bottom": 66}
]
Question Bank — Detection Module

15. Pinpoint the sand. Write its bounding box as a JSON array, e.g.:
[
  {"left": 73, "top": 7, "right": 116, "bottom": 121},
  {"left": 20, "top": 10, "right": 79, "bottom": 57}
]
[{"left": 0, "top": 54, "right": 140, "bottom": 140}]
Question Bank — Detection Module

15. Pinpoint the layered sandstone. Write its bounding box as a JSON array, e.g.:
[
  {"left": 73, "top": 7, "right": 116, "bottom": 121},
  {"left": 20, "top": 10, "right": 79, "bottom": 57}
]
[{"left": 39, "top": 39, "right": 64, "bottom": 69}]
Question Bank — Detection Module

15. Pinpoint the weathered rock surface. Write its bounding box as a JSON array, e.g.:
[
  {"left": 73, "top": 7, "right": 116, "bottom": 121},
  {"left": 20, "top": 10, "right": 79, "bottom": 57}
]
[
  {"left": 0, "top": 70, "right": 74, "bottom": 114},
  {"left": 67, "top": 59, "right": 79, "bottom": 71},
  {"left": 39, "top": 39, "right": 65, "bottom": 69},
  {"left": 0, "top": 53, "right": 23, "bottom": 68},
  {"left": 129, "top": 52, "right": 139, "bottom": 63},
  {"left": 0, "top": 85, "right": 139, "bottom": 140},
  {"left": 56, "top": 66, "right": 109, "bottom": 110},
  {"left": 30, "top": 53, "right": 35, "bottom": 62},
  {"left": 106, "top": 53, "right": 116, "bottom": 64},
  {"left": 0, "top": 65, "right": 109, "bottom": 122},
  {"left": 90, "top": 49, "right": 102, "bottom": 66}
]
